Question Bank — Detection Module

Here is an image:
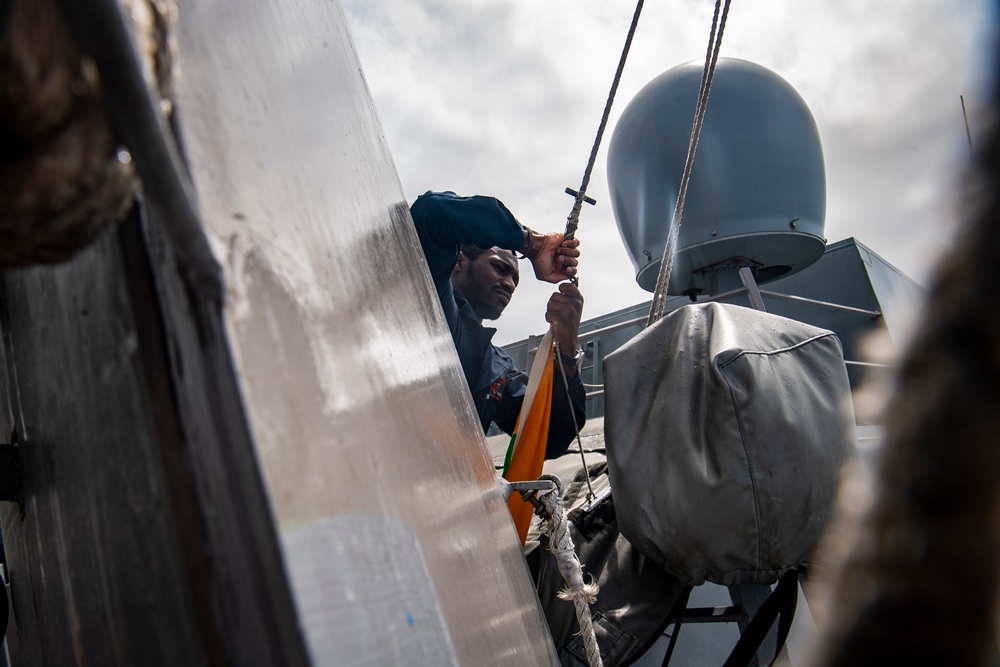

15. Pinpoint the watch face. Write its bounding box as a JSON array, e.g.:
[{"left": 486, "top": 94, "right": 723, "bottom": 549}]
[{"left": 558, "top": 349, "right": 582, "bottom": 363}]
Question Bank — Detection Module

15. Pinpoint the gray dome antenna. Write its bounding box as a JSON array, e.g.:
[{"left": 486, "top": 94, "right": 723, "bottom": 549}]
[{"left": 607, "top": 58, "right": 827, "bottom": 297}]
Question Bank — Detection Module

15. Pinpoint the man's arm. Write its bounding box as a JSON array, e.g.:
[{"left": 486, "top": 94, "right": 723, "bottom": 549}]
[
  {"left": 546, "top": 282, "right": 584, "bottom": 377},
  {"left": 545, "top": 280, "right": 586, "bottom": 458},
  {"left": 491, "top": 281, "right": 587, "bottom": 458}
]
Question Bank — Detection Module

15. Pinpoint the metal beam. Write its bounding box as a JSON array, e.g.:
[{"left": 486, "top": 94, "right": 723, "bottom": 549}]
[
  {"left": 757, "top": 290, "right": 882, "bottom": 318},
  {"left": 739, "top": 267, "right": 768, "bottom": 312}
]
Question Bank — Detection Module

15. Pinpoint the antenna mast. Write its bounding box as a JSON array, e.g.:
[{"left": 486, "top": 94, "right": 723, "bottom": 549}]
[{"left": 961, "top": 95, "right": 973, "bottom": 154}]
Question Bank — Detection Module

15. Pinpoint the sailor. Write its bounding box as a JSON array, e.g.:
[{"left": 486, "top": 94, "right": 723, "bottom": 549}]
[{"left": 410, "top": 190, "right": 586, "bottom": 459}]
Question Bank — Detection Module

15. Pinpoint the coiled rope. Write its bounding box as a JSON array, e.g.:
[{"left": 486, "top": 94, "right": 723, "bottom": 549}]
[
  {"left": 648, "top": 0, "right": 734, "bottom": 325},
  {"left": 536, "top": 475, "right": 603, "bottom": 667}
]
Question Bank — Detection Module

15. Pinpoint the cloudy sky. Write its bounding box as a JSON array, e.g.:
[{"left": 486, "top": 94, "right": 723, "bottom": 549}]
[{"left": 342, "top": 0, "right": 994, "bottom": 345}]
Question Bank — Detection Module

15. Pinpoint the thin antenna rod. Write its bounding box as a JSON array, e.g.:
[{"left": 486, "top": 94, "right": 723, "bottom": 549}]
[{"left": 961, "top": 95, "right": 974, "bottom": 154}]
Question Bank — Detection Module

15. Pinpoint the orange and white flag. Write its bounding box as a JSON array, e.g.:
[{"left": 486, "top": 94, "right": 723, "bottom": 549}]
[{"left": 502, "top": 329, "right": 555, "bottom": 545}]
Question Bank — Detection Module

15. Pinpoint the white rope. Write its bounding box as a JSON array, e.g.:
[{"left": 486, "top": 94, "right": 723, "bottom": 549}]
[
  {"left": 537, "top": 478, "right": 603, "bottom": 667},
  {"left": 648, "top": 0, "right": 734, "bottom": 325}
]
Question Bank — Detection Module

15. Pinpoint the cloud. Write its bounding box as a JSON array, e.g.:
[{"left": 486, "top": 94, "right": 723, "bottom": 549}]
[{"left": 343, "top": 0, "right": 992, "bottom": 343}]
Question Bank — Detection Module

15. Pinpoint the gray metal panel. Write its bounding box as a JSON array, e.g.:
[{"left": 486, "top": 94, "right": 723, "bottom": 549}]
[
  {"left": 171, "top": 0, "right": 557, "bottom": 664},
  {"left": 746, "top": 239, "right": 886, "bottom": 364},
  {"left": 855, "top": 240, "right": 927, "bottom": 348}
]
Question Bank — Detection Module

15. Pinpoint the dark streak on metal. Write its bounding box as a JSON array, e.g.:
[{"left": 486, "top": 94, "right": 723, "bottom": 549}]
[{"left": 118, "top": 207, "right": 228, "bottom": 666}]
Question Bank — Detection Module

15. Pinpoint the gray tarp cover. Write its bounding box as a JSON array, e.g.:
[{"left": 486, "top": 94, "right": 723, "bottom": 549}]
[{"left": 603, "top": 302, "right": 855, "bottom": 586}]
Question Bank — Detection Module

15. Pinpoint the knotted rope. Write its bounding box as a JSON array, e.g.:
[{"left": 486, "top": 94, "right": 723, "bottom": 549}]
[
  {"left": 648, "top": 0, "right": 734, "bottom": 325},
  {"left": 536, "top": 474, "right": 603, "bottom": 667}
]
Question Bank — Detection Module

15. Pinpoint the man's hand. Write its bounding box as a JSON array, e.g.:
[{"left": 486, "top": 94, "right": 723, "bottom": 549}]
[
  {"left": 545, "top": 282, "right": 584, "bottom": 376},
  {"left": 527, "top": 232, "right": 580, "bottom": 283}
]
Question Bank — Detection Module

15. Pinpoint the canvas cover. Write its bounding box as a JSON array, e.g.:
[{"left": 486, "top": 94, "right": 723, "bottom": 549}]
[{"left": 603, "top": 302, "right": 855, "bottom": 586}]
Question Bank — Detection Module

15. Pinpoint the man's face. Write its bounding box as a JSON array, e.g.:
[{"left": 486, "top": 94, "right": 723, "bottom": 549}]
[{"left": 452, "top": 247, "right": 520, "bottom": 321}]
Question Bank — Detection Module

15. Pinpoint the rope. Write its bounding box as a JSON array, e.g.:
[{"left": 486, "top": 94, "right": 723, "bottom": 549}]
[
  {"left": 537, "top": 475, "right": 603, "bottom": 667},
  {"left": 647, "top": 0, "right": 734, "bottom": 325},
  {"left": 563, "top": 0, "right": 646, "bottom": 280},
  {"left": 554, "top": 338, "right": 596, "bottom": 504},
  {"left": 541, "top": 9, "right": 647, "bottom": 642}
]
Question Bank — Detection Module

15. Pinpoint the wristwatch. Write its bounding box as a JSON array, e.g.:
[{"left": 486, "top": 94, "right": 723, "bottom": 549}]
[{"left": 556, "top": 347, "right": 584, "bottom": 367}]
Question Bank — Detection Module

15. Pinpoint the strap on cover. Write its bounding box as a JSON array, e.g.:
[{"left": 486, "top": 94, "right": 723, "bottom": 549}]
[
  {"left": 618, "top": 585, "right": 692, "bottom": 667},
  {"left": 722, "top": 569, "right": 799, "bottom": 667}
]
